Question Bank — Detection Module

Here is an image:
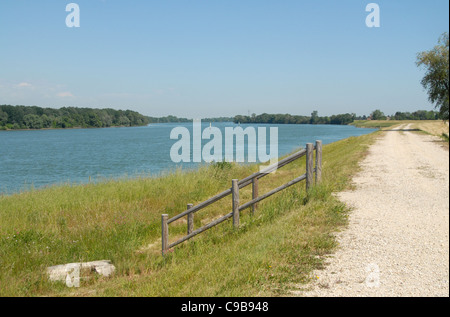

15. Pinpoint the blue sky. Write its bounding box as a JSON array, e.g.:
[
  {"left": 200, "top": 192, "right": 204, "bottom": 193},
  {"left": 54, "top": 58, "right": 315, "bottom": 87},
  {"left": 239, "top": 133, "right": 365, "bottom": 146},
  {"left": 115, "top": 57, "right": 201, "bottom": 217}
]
[{"left": 0, "top": 0, "right": 448, "bottom": 118}]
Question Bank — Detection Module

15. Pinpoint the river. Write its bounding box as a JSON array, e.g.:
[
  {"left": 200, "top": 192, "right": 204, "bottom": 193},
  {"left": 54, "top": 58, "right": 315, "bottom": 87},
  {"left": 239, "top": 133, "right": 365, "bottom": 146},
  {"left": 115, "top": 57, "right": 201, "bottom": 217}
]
[{"left": 0, "top": 122, "right": 375, "bottom": 195}]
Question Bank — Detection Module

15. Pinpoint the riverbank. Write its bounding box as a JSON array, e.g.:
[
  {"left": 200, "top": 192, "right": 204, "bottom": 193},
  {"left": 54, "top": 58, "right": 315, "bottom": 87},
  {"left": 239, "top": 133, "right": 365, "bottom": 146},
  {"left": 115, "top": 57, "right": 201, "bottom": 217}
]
[
  {"left": 0, "top": 123, "right": 150, "bottom": 131},
  {"left": 0, "top": 131, "right": 378, "bottom": 296},
  {"left": 0, "top": 105, "right": 150, "bottom": 130}
]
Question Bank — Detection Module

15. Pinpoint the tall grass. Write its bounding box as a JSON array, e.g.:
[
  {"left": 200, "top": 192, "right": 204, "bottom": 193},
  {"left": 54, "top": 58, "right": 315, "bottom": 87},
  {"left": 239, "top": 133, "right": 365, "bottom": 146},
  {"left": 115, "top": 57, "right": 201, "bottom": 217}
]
[{"left": 0, "top": 132, "right": 377, "bottom": 296}]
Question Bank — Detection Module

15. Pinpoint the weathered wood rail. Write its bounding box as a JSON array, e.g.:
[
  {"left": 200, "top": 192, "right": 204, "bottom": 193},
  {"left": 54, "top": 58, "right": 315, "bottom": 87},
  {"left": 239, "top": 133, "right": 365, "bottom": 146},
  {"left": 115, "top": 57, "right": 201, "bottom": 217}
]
[{"left": 161, "top": 141, "right": 323, "bottom": 255}]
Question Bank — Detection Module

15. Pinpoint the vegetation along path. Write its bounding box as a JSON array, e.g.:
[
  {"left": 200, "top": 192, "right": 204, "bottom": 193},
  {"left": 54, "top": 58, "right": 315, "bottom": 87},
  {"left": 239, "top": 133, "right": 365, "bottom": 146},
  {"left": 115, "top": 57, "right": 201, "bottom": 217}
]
[{"left": 296, "top": 124, "right": 449, "bottom": 297}]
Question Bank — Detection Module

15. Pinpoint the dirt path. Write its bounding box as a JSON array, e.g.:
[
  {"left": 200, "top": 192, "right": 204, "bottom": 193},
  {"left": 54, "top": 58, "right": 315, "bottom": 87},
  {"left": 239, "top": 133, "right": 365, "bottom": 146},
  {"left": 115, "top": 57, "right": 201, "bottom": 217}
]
[{"left": 297, "top": 125, "right": 449, "bottom": 297}]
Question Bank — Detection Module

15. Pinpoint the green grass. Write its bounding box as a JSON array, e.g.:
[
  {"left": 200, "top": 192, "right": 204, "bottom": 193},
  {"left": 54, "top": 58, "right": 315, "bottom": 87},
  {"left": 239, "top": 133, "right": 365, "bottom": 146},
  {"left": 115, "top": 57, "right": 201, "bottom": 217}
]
[
  {"left": 0, "top": 132, "right": 378, "bottom": 296},
  {"left": 352, "top": 120, "right": 449, "bottom": 147},
  {"left": 351, "top": 120, "right": 404, "bottom": 129}
]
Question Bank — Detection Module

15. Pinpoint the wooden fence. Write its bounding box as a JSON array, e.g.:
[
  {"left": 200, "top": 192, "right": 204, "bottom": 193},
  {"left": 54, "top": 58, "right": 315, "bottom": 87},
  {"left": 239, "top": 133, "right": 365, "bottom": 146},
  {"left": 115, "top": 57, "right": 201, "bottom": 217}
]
[{"left": 161, "top": 140, "right": 322, "bottom": 255}]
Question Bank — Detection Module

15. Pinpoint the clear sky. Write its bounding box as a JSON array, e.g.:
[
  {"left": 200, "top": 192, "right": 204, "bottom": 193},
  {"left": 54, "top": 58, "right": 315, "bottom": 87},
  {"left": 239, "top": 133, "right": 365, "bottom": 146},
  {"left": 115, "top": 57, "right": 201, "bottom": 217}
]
[{"left": 0, "top": 0, "right": 448, "bottom": 118}]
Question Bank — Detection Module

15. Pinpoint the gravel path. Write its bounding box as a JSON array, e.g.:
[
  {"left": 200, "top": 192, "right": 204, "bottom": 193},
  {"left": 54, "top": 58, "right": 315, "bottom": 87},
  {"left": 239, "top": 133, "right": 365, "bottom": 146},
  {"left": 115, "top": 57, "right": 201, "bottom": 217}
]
[{"left": 297, "top": 126, "right": 449, "bottom": 297}]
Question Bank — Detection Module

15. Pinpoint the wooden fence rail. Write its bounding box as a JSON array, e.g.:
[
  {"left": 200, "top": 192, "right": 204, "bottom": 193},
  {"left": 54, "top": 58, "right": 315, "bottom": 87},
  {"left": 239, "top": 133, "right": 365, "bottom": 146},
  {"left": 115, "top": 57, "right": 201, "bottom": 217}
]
[{"left": 162, "top": 140, "right": 322, "bottom": 255}]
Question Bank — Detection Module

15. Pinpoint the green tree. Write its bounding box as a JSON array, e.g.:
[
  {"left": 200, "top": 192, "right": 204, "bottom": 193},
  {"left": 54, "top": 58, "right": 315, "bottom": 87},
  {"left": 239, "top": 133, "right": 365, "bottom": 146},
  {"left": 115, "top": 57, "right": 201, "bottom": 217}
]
[
  {"left": 40, "top": 115, "right": 49, "bottom": 128},
  {"left": 310, "top": 110, "right": 319, "bottom": 124},
  {"left": 23, "top": 114, "right": 43, "bottom": 129},
  {"left": 416, "top": 32, "right": 449, "bottom": 120},
  {"left": 371, "top": 109, "right": 386, "bottom": 120},
  {"left": 0, "top": 109, "right": 8, "bottom": 126}
]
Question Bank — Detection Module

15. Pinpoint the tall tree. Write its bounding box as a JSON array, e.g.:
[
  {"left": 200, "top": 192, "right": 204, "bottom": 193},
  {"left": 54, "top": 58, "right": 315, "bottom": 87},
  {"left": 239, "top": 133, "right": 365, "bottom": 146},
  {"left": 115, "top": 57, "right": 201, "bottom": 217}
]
[
  {"left": 416, "top": 32, "right": 449, "bottom": 120},
  {"left": 310, "top": 110, "right": 319, "bottom": 124},
  {"left": 370, "top": 109, "right": 386, "bottom": 120}
]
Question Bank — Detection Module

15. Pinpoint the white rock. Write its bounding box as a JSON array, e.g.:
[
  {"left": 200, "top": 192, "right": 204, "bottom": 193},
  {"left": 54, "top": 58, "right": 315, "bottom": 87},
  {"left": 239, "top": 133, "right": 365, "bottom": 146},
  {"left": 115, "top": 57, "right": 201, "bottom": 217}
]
[{"left": 47, "top": 260, "right": 115, "bottom": 284}]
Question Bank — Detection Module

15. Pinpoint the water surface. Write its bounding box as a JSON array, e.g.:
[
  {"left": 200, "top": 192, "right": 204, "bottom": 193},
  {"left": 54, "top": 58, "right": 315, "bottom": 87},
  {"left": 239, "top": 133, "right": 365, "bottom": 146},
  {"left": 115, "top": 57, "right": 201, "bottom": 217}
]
[{"left": 0, "top": 122, "right": 375, "bottom": 195}]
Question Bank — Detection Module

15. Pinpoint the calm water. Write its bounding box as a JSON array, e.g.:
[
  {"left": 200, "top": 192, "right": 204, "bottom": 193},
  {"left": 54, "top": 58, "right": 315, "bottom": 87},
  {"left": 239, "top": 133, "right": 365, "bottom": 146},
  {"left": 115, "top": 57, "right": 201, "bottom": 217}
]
[{"left": 0, "top": 122, "right": 375, "bottom": 195}]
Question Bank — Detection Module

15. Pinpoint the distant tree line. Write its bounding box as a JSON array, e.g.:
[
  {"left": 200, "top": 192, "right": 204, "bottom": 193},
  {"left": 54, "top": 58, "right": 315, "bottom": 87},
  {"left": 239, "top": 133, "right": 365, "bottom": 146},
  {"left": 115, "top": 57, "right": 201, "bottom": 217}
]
[
  {"left": 233, "top": 111, "right": 359, "bottom": 125},
  {"left": 370, "top": 109, "right": 440, "bottom": 121},
  {"left": 0, "top": 105, "right": 150, "bottom": 130},
  {"left": 147, "top": 115, "right": 191, "bottom": 123},
  {"left": 147, "top": 115, "right": 234, "bottom": 123},
  {"left": 1, "top": 105, "right": 442, "bottom": 131},
  {"left": 234, "top": 109, "right": 442, "bottom": 126},
  {"left": 203, "top": 116, "right": 235, "bottom": 122},
  {"left": 392, "top": 110, "right": 440, "bottom": 120}
]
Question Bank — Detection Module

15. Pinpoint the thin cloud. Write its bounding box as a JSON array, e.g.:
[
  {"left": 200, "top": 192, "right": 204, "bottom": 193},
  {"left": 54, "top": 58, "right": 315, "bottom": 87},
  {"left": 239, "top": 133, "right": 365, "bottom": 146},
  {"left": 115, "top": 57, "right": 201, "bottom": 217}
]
[
  {"left": 56, "top": 92, "right": 74, "bottom": 98},
  {"left": 17, "top": 82, "right": 33, "bottom": 88}
]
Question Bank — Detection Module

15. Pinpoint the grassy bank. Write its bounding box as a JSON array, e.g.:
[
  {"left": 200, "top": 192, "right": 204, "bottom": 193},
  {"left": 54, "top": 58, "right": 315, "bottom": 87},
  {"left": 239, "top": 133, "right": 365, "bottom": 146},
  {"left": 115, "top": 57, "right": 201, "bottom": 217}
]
[
  {"left": 352, "top": 120, "right": 449, "bottom": 135},
  {"left": 352, "top": 120, "right": 449, "bottom": 143},
  {"left": 0, "top": 132, "right": 378, "bottom": 296},
  {"left": 351, "top": 120, "right": 402, "bottom": 129}
]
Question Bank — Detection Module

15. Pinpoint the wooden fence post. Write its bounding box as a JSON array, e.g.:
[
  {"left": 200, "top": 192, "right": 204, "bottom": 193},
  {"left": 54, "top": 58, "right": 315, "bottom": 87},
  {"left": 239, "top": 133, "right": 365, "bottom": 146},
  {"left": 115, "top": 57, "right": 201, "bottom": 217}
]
[
  {"left": 306, "top": 143, "right": 314, "bottom": 191},
  {"left": 315, "top": 140, "right": 322, "bottom": 184},
  {"left": 161, "top": 214, "right": 169, "bottom": 256},
  {"left": 252, "top": 177, "right": 259, "bottom": 214},
  {"left": 187, "top": 204, "right": 194, "bottom": 235},
  {"left": 232, "top": 179, "right": 240, "bottom": 228}
]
